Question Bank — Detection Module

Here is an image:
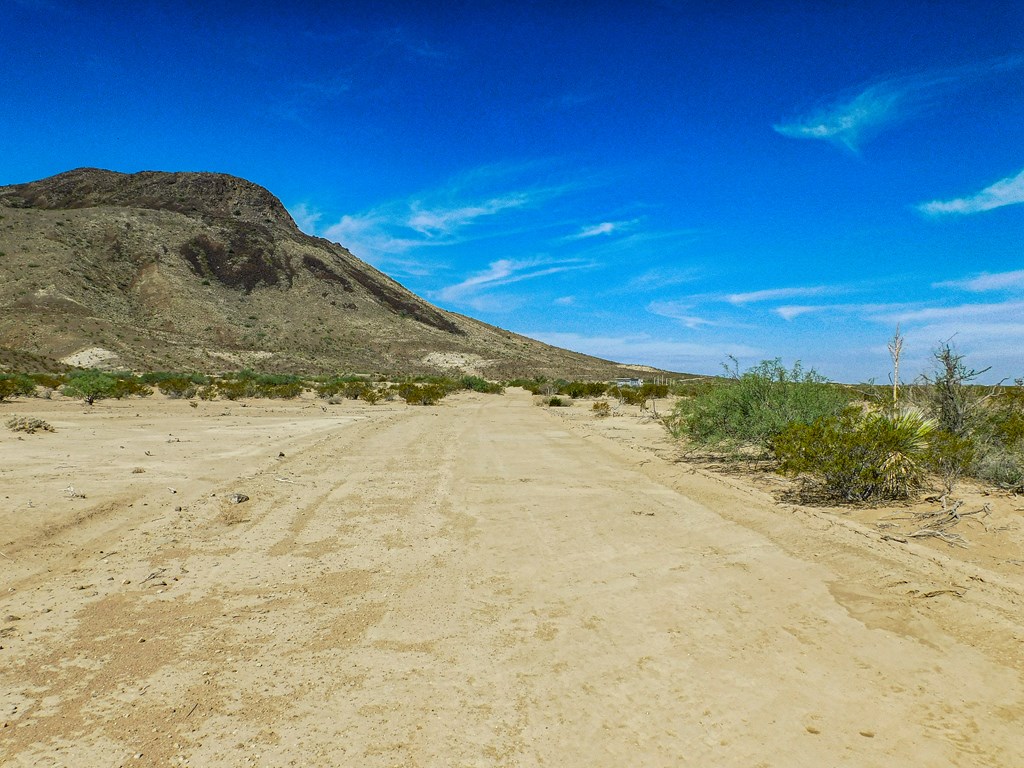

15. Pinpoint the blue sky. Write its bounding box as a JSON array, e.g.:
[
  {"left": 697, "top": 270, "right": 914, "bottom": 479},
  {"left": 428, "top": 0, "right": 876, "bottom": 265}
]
[{"left": 3, "top": 1, "right": 1023, "bottom": 382}]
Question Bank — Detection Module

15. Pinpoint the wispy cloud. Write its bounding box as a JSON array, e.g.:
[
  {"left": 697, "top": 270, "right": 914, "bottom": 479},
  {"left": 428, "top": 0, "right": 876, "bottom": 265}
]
[
  {"left": 870, "top": 299, "right": 1024, "bottom": 326},
  {"left": 624, "top": 265, "right": 703, "bottom": 291},
  {"left": 775, "top": 57, "right": 1022, "bottom": 151},
  {"left": 933, "top": 269, "right": 1024, "bottom": 292},
  {"left": 524, "top": 331, "right": 761, "bottom": 371},
  {"left": 436, "top": 258, "right": 591, "bottom": 302},
  {"left": 775, "top": 82, "right": 914, "bottom": 151},
  {"left": 775, "top": 305, "right": 824, "bottom": 321},
  {"left": 726, "top": 285, "right": 834, "bottom": 305},
  {"left": 316, "top": 166, "right": 572, "bottom": 272},
  {"left": 554, "top": 296, "right": 575, "bottom": 306},
  {"left": 564, "top": 219, "right": 639, "bottom": 241},
  {"left": 917, "top": 168, "right": 1024, "bottom": 216},
  {"left": 647, "top": 300, "right": 717, "bottom": 329},
  {"left": 408, "top": 195, "right": 530, "bottom": 236}
]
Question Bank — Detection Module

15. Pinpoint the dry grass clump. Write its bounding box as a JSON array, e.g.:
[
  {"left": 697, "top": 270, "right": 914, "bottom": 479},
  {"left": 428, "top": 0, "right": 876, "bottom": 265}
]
[{"left": 6, "top": 416, "right": 55, "bottom": 434}]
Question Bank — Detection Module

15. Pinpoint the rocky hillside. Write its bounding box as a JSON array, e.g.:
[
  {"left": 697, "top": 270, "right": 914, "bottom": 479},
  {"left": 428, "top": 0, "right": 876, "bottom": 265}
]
[{"left": 0, "top": 168, "right": 667, "bottom": 379}]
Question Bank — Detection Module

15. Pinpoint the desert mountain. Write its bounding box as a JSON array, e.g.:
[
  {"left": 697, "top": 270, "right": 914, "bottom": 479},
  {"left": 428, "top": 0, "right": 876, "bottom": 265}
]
[{"left": 0, "top": 168, "right": 665, "bottom": 378}]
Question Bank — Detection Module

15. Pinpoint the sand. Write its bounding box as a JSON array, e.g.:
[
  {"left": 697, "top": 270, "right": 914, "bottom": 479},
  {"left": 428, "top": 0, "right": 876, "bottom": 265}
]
[{"left": 1, "top": 390, "right": 1022, "bottom": 767}]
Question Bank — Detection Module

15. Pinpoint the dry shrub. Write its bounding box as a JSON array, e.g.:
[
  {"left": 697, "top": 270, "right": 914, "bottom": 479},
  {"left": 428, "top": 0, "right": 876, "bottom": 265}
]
[{"left": 7, "top": 416, "right": 54, "bottom": 434}]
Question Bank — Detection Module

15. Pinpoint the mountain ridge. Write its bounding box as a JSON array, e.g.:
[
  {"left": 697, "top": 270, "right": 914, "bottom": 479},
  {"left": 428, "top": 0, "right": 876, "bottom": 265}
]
[{"left": 0, "top": 168, "right": 675, "bottom": 379}]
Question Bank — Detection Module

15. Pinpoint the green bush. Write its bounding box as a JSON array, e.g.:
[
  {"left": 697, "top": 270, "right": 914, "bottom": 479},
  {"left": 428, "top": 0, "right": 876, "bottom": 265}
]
[
  {"left": 547, "top": 396, "right": 569, "bottom": 407},
  {"left": 157, "top": 377, "right": 197, "bottom": 399},
  {"left": 775, "top": 408, "right": 936, "bottom": 502},
  {"left": 609, "top": 385, "right": 646, "bottom": 405},
  {"left": 971, "top": 446, "right": 1024, "bottom": 491},
  {"left": 341, "top": 381, "right": 370, "bottom": 399},
  {"left": 925, "top": 429, "right": 976, "bottom": 494},
  {"left": 215, "top": 379, "right": 254, "bottom": 401},
  {"left": 0, "top": 374, "right": 36, "bottom": 402},
  {"left": 255, "top": 382, "right": 304, "bottom": 399},
  {"left": 668, "top": 359, "right": 849, "bottom": 453},
  {"left": 110, "top": 375, "right": 152, "bottom": 399},
  {"left": 316, "top": 375, "right": 366, "bottom": 397},
  {"left": 461, "top": 375, "right": 504, "bottom": 394},
  {"left": 397, "top": 382, "right": 447, "bottom": 405},
  {"left": 506, "top": 377, "right": 546, "bottom": 394},
  {"left": 141, "top": 371, "right": 210, "bottom": 385},
  {"left": 62, "top": 370, "right": 119, "bottom": 405},
  {"left": 28, "top": 373, "right": 65, "bottom": 390}
]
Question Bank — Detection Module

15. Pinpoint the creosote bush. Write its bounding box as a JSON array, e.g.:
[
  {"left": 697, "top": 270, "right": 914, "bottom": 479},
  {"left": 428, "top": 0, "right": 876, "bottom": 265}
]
[
  {"left": 668, "top": 358, "right": 850, "bottom": 454},
  {"left": 0, "top": 374, "right": 36, "bottom": 401},
  {"left": 397, "top": 382, "right": 448, "bottom": 405}
]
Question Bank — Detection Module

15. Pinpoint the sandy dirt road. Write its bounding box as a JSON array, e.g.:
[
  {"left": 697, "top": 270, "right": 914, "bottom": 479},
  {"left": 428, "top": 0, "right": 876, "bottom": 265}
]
[{"left": 1, "top": 390, "right": 1022, "bottom": 767}]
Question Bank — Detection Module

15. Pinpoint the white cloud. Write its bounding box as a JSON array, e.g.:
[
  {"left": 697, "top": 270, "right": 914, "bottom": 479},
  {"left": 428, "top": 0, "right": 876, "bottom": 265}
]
[
  {"left": 436, "top": 258, "right": 591, "bottom": 302},
  {"left": 554, "top": 296, "right": 575, "bottom": 306},
  {"left": 315, "top": 167, "right": 571, "bottom": 271},
  {"left": 933, "top": 269, "right": 1024, "bottom": 292},
  {"left": 869, "top": 299, "right": 1024, "bottom": 325},
  {"left": 917, "top": 168, "right": 1024, "bottom": 216},
  {"left": 775, "top": 57, "right": 1022, "bottom": 151},
  {"left": 774, "top": 82, "right": 909, "bottom": 151},
  {"left": 564, "top": 219, "right": 639, "bottom": 241},
  {"left": 647, "top": 300, "right": 716, "bottom": 329},
  {"left": 524, "top": 331, "right": 761, "bottom": 373},
  {"left": 775, "top": 305, "right": 826, "bottom": 321},
  {"left": 626, "top": 266, "right": 702, "bottom": 290},
  {"left": 726, "top": 285, "right": 833, "bottom": 305},
  {"left": 407, "top": 195, "right": 530, "bottom": 236},
  {"left": 288, "top": 203, "right": 322, "bottom": 235}
]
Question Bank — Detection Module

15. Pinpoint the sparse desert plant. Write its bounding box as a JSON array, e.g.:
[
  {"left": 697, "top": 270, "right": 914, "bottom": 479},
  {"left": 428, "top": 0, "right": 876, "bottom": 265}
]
[
  {"left": 547, "top": 396, "right": 568, "bottom": 407},
  {"left": 919, "top": 342, "right": 992, "bottom": 437},
  {"left": 592, "top": 401, "right": 611, "bottom": 417},
  {"left": 7, "top": 416, "right": 54, "bottom": 433}
]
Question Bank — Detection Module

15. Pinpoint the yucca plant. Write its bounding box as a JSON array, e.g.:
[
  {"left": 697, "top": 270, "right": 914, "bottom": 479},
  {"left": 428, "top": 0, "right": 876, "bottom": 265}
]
[
  {"left": 775, "top": 406, "right": 936, "bottom": 503},
  {"left": 866, "top": 407, "right": 936, "bottom": 497}
]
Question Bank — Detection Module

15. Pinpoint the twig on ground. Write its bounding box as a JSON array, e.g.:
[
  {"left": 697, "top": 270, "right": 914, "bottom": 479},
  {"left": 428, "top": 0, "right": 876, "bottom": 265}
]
[
  {"left": 919, "top": 588, "right": 965, "bottom": 598},
  {"left": 907, "top": 529, "right": 968, "bottom": 547},
  {"left": 141, "top": 568, "right": 168, "bottom": 585}
]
